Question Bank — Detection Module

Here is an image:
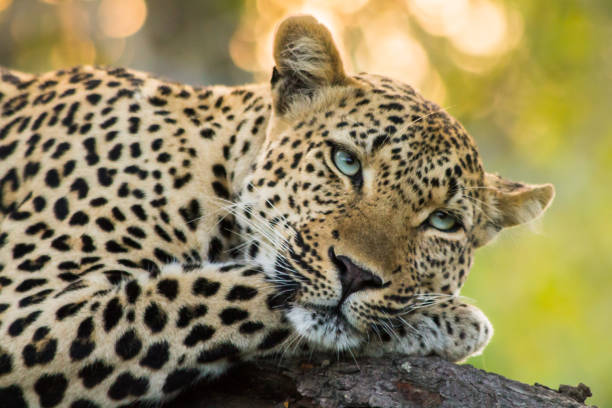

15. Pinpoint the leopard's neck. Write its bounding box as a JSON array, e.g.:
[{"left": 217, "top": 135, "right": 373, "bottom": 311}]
[
  {"left": 188, "top": 83, "right": 271, "bottom": 197},
  {"left": 165, "top": 81, "right": 272, "bottom": 259}
]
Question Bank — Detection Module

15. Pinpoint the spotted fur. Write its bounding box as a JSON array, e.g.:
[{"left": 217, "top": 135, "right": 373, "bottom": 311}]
[{"left": 0, "top": 15, "right": 553, "bottom": 407}]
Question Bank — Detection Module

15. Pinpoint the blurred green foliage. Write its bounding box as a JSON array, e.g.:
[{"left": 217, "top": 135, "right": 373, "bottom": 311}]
[{"left": 1, "top": 0, "right": 610, "bottom": 406}]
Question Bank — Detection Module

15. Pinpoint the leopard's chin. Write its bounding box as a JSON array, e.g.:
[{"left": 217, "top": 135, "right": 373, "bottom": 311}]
[{"left": 286, "top": 305, "right": 363, "bottom": 351}]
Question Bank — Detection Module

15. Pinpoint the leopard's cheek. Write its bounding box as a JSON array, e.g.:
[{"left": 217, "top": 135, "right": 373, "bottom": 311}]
[{"left": 412, "top": 233, "right": 473, "bottom": 294}]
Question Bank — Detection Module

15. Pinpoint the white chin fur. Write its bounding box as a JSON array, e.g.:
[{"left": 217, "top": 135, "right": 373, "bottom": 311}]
[{"left": 286, "top": 306, "right": 362, "bottom": 351}]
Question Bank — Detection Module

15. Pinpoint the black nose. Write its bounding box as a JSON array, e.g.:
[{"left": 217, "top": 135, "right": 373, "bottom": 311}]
[{"left": 329, "top": 247, "right": 384, "bottom": 301}]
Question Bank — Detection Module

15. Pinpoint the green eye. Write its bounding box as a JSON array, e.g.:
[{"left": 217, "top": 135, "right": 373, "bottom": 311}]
[
  {"left": 427, "top": 211, "right": 460, "bottom": 232},
  {"left": 333, "top": 149, "right": 361, "bottom": 177}
]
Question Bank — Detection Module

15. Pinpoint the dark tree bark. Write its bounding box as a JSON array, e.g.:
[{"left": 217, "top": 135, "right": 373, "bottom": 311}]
[{"left": 161, "top": 356, "right": 594, "bottom": 408}]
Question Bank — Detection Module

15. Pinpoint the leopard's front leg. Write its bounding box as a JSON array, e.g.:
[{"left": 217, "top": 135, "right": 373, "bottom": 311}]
[
  {"left": 362, "top": 298, "right": 493, "bottom": 362},
  {"left": 0, "top": 262, "right": 291, "bottom": 407}
]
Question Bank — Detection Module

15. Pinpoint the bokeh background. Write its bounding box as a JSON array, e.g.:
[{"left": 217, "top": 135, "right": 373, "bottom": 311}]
[{"left": 1, "top": 0, "right": 610, "bottom": 405}]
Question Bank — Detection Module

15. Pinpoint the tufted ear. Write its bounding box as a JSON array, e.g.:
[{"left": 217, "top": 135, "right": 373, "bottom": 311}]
[
  {"left": 271, "top": 15, "right": 350, "bottom": 115},
  {"left": 485, "top": 173, "right": 555, "bottom": 228},
  {"left": 474, "top": 174, "right": 554, "bottom": 246},
  {"left": 475, "top": 173, "right": 554, "bottom": 246}
]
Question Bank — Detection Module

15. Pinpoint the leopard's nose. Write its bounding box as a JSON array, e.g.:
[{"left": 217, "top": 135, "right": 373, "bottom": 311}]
[{"left": 329, "top": 247, "right": 384, "bottom": 301}]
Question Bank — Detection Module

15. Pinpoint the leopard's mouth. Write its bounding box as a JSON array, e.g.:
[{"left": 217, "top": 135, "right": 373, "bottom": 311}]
[
  {"left": 268, "top": 253, "right": 369, "bottom": 349},
  {"left": 304, "top": 302, "right": 362, "bottom": 332},
  {"left": 285, "top": 301, "right": 365, "bottom": 351}
]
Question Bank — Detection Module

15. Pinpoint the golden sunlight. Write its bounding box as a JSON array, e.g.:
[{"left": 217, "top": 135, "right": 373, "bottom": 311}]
[
  {"left": 98, "top": 0, "right": 147, "bottom": 39},
  {"left": 450, "top": 0, "right": 508, "bottom": 55},
  {"left": 230, "top": 0, "right": 520, "bottom": 103},
  {"left": 0, "top": 0, "right": 12, "bottom": 13}
]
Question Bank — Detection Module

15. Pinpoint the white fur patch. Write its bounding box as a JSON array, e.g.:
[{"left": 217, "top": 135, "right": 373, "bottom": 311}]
[{"left": 286, "top": 306, "right": 362, "bottom": 351}]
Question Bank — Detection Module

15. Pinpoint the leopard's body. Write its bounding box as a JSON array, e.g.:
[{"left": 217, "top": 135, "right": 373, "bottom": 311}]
[{"left": 0, "top": 16, "right": 553, "bottom": 407}]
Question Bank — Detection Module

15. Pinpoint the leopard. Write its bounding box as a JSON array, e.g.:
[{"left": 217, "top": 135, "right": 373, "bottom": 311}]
[{"left": 0, "top": 15, "right": 554, "bottom": 408}]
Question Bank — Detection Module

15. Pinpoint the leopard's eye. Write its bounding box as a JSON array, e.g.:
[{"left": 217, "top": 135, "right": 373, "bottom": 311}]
[
  {"left": 333, "top": 149, "right": 360, "bottom": 177},
  {"left": 427, "top": 211, "right": 460, "bottom": 232}
]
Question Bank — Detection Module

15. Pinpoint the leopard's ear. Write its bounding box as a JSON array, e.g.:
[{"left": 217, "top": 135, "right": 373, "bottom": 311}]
[
  {"left": 485, "top": 173, "right": 555, "bottom": 228},
  {"left": 271, "top": 15, "right": 350, "bottom": 115},
  {"left": 474, "top": 173, "right": 554, "bottom": 247}
]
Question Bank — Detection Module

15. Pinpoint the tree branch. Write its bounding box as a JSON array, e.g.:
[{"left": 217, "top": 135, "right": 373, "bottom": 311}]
[{"left": 161, "top": 356, "right": 594, "bottom": 408}]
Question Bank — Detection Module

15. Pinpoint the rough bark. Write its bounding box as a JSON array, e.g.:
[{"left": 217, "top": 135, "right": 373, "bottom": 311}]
[{"left": 160, "top": 356, "right": 594, "bottom": 408}]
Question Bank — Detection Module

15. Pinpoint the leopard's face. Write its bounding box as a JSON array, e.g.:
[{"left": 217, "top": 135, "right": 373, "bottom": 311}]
[
  {"left": 234, "top": 16, "right": 553, "bottom": 351},
  {"left": 238, "top": 74, "right": 488, "bottom": 349}
]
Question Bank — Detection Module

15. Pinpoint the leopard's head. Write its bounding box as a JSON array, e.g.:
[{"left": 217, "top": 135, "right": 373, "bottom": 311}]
[{"left": 238, "top": 15, "right": 554, "bottom": 350}]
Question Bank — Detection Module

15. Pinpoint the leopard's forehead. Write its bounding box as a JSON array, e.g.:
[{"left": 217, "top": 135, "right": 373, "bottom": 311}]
[
  {"left": 287, "top": 73, "right": 481, "bottom": 165},
  {"left": 273, "top": 73, "right": 485, "bottom": 211}
]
